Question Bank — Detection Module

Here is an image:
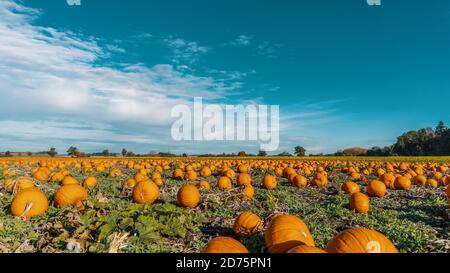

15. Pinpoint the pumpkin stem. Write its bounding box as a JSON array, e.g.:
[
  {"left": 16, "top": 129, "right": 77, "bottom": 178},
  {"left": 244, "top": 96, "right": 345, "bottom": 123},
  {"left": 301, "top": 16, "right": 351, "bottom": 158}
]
[{"left": 18, "top": 202, "right": 33, "bottom": 220}]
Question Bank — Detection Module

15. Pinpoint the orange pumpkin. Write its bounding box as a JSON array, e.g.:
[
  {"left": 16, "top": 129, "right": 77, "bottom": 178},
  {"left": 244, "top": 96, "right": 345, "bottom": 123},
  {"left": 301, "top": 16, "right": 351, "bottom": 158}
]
[
  {"left": 341, "top": 181, "right": 360, "bottom": 194},
  {"left": 349, "top": 192, "right": 369, "bottom": 213},
  {"left": 132, "top": 180, "right": 160, "bottom": 204},
  {"left": 83, "top": 176, "right": 97, "bottom": 188},
  {"left": 242, "top": 185, "right": 254, "bottom": 200},
  {"left": 262, "top": 174, "right": 277, "bottom": 190},
  {"left": 11, "top": 188, "right": 49, "bottom": 219},
  {"left": 199, "top": 180, "right": 211, "bottom": 191},
  {"left": 394, "top": 176, "right": 411, "bottom": 190},
  {"left": 217, "top": 176, "right": 232, "bottom": 190},
  {"left": 264, "top": 214, "right": 315, "bottom": 253},
  {"left": 177, "top": 184, "right": 201, "bottom": 208},
  {"left": 366, "top": 180, "right": 386, "bottom": 198},
  {"left": 203, "top": 237, "right": 249, "bottom": 253},
  {"left": 292, "top": 175, "right": 307, "bottom": 188},
  {"left": 237, "top": 173, "right": 252, "bottom": 187},
  {"left": 325, "top": 228, "right": 398, "bottom": 253},
  {"left": 54, "top": 184, "right": 88, "bottom": 208},
  {"left": 233, "top": 211, "right": 262, "bottom": 236}
]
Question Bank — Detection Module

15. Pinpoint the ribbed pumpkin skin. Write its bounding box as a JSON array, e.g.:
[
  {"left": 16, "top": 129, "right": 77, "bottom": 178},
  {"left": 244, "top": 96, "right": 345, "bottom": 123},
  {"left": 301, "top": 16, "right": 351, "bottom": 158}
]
[
  {"left": 83, "top": 176, "right": 97, "bottom": 188},
  {"left": 217, "top": 176, "right": 232, "bottom": 190},
  {"left": 349, "top": 192, "right": 369, "bottom": 213},
  {"left": 292, "top": 175, "right": 307, "bottom": 188},
  {"left": 366, "top": 180, "right": 386, "bottom": 197},
  {"left": 325, "top": 228, "right": 398, "bottom": 253},
  {"left": 234, "top": 211, "right": 262, "bottom": 236},
  {"left": 242, "top": 185, "right": 254, "bottom": 200},
  {"left": 203, "top": 237, "right": 249, "bottom": 253},
  {"left": 262, "top": 175, "right": 277, "bottom": 190},
  {"left": 237, "top": 173, "right": 252, "bottom": 186},
  {"left": 54, "top": 184, "right": 88, "bottom": 207},
  {"left": 264, "top": 214, "right": 315, "bottom": 253},
  {"left": 394, "top": 176, "right": 411, "bottom": 190},
  {"left": 177, "top": 184, "right": 200, "bottom": 208},
  {"left": 287, "top": 245, "right": 327, "bottom": 253},
  {"left": 132, "top": 180, "right": 160, "bottom": 204},
  {"left": 61, "top": 176, "right": 78, "bottom": 186},
  {"left": 341, "top": 181, "right": 360, "bottom": 194},
  {"left": 11, "top": 188, "right": 49, "bottom": 219}
]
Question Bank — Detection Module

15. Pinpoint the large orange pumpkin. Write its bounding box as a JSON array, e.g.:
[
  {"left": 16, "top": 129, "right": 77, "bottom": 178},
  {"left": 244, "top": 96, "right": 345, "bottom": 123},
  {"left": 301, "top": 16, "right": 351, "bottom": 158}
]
[
  {"left": 177, "top": 184, "right": 201, "bottom": 208},
  {"left": 366, "top": 180, "right": 386, "bottom": 198},
  {"left": 54, "top": 184, "right": 88, "bottom": 208},
  {"left": 264, "top": 214, "right": 315, "bottom": 253},
  {"left": 11, "top": 188, "right": 49, "bottom": 219},
  {"left": 132, "top": 180, "right": 160, "bottom": 204},
  {"left": 325, "top": 228, "right": 398, "bottom": 253}
]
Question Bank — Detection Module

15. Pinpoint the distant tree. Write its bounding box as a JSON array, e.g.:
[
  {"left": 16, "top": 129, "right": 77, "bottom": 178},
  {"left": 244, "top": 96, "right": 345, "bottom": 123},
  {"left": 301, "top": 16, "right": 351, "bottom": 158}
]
[
  {"left": 258, "top": 150, "right": 268, "bottom": 157},
  {"left": 126, "top": 151, "right": 135, "bottom": 157},
  {"left": 278, "top": 151, "right": 293, "bottom": 156},
  {"left": 238, "top": 151, "right": 246, "bottom": 157},
  {"left": 121, "top": 148, "right": 128, "bottom": 157},
  {"left": 182, "top": 153, "right": 188, "bottom": 157},
  {"left": 294, "top": 146, "right": 306, "bottom": 157},
  {"left": 102, "top": 149, "right": 110, "bottom": 157},
  {"left": 27, "top": 152, "right": 33, "bottom": 156},
  {"left": 435, "top": 121, "right": 447, "bottom": 136},
  {"left": 67, "top": 146, "right": 80, "bottom": 157},
  {"left": 5, "top": 151, "right": 12, "bottom": 157},
  {"left": 47, "top": 148, "right": 58, "bottom": 157}
]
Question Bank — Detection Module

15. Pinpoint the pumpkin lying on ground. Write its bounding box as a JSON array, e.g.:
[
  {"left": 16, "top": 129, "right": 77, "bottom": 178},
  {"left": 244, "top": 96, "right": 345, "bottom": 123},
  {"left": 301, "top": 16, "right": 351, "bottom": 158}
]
[
  {"left": 132, "top": 180, "right": 160, "bottom": 204},
  {"left": 366, "top": 180, "right": 386, "bottom": 198},
  {"left": 234, "top": 211, "right": 262, "bottom": 236},
  {"left": 177, "top": 184, "right": 201, "bottom": 208},
  {"left": 349, "top": 192, "right": 369, "bottom": 213},
  {"left": 264, "top": 214, "right": 315, "bottom": 253},
  {"left": 203, "top": 237, "right": 249, "bottom": 253},
  {"left": 325, "top": 228, "right": 398, "bottom": 253},
  {"left": 341, "top": 181, "right": 360, "bottom": 194},
  {"left": 11, "top": 188, "right": 49, "bottom": 219},
  {"left": 262, "top": 174, "right": 277, "bottom": 190},
  {"left": 54, "top": 184, "right": 88, "bottom": 208},
  {"left": 83, "top": 176, "right": 97, "bottom": 188}
]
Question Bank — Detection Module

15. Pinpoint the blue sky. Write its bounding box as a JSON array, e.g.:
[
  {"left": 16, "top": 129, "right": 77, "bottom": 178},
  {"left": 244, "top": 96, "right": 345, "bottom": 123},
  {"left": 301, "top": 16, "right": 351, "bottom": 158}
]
[{"left": 0, "top": 0, "right": 449, "bottom": 155}]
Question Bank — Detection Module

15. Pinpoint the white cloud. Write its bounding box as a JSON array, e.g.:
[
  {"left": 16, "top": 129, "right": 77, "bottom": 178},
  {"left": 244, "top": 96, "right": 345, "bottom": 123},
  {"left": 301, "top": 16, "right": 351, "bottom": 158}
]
[
  {"left": 0, "top": 0, "right": 243, "bottom": 152},
  {"left": 229, "top": 35, "right": 253, "bottom": 46},
  {"left": 163, "top": 35, "right": 209, "bottom": 64},
  {"left": 105, "top": 44, "right": 126, "bottom": 53}
]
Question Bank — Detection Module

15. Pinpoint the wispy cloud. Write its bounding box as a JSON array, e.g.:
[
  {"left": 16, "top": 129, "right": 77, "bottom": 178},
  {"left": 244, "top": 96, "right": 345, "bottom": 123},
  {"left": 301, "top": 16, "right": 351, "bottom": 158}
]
[
  {"left": 163, "top": 35, "right": 209, "bottom": 64},
  {"left": 105, "top": 44, "right": 126, "bottom": 54},
  {"left": 257, "top": 41, "right": 283, "bottom": 58},
  {"left": 229, "top": 35, "right": 253, "bottom": 46}
]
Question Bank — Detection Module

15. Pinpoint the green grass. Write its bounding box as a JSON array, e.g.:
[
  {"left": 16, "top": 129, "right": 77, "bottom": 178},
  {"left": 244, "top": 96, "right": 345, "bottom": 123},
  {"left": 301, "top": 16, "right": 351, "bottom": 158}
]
[{"left": 0, "top": 164, "right": 449, "bottom": 253}]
